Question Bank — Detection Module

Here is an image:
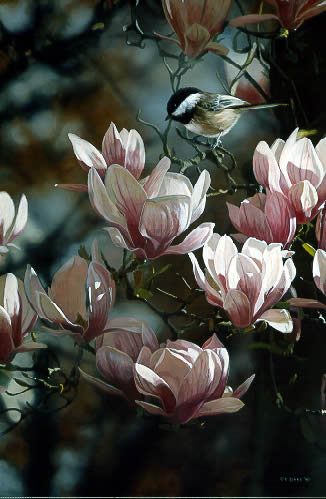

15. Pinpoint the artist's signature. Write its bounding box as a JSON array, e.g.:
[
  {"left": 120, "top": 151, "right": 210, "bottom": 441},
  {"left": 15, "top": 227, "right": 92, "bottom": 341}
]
[{"left": 280, "top": 476, "right": 311, "bottom": 484}]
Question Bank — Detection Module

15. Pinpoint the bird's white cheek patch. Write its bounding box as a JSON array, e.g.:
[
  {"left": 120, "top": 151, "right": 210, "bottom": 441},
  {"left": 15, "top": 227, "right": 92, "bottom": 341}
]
[{"left": 172, "top": 93, "right": 201, "bottom": 117}]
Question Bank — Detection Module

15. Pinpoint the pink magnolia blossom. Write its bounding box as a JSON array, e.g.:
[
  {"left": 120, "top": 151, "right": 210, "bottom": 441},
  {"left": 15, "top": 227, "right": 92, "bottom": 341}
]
[
  {"left": 56, "top": 122, "right": 145, "bottom": 192},
  {"left": 253, "top": 128, "right": 326, "bottom": 224},
  {"left": 80, "top": 319, "right": 159, "bottom": 402},
  {"left": 0, "top": 273, "right": 46, "bottom": 364},
  {"left": 155, "top": 0, "right": 232, "bottom": 57},
  {"left": 0, "top": 192, "right": 28, "bottom": 257},
  {"left": 88, "top": 157, "right": 214, "bottom": 259},
  {"left": 134, "top": 333, "right": 255, "bottom": 424},
  {"left": 230, "top": 0, "right": 326, "bottom": 32},
  {"left": 24, "top": 242, "right": 116, "bottom": 344},
  {"left": 227, "top": 192, "right": 296, "bottom": 248},
  {"left": 189, "top": 235, "right": 296, "bottom": 332}
]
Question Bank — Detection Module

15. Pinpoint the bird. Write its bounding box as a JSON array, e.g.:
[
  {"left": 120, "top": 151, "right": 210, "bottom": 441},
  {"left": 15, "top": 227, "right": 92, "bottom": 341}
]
[{"left": 166, "top": 87, "right": 287, "bottom": 147}]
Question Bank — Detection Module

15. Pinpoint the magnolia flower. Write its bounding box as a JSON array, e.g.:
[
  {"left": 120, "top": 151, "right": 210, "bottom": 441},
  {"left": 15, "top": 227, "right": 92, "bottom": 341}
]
[
  {"left": 80, "top": 319, "right": 159, "bottom": 401},
  {"left": 0, "top": 192, "right": 28, "bottom": 256},
  {"left": 56, "top": 122, "right": 145, "bottom": 192},
  {"left": 88, "top": 158, "right": 214, "bottom": 259},
  {"left": 155, "top": 0, "right": 232, "bottom": 57},
  {"left": 253, "top": 128, "right": 326, "bottom": 224},
  {"left": 134, "top": 334, "right": 255, "bottom": 424},
  {"left": 189, "top": 235, "right": 296, "bottom": 332},
  {"left": 321, "top": 374, "right": 326, "bottom": 432},
  {"left": 24, "top": 242, "right": 116, "bottom": 343},
  {"left": 0, "top": 273, "right": 46, "bottom": 364},
  {"left": 227, "top": 192, "right": 296, "bottom": 248},
  {"left": 230, "top": 0, "right": 326, "bottom": 32}
]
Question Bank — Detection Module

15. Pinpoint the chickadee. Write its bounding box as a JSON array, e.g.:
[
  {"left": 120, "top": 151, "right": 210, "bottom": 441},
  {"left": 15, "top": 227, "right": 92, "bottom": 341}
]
[{"left": 166, "top": 87, "right": 286, "bottom": 145}]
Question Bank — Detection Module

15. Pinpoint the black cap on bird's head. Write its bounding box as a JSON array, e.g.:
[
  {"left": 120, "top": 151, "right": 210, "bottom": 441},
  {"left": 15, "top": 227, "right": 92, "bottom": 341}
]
[{"left": 166, "top": 87, "right": 201, "bottom": 124}]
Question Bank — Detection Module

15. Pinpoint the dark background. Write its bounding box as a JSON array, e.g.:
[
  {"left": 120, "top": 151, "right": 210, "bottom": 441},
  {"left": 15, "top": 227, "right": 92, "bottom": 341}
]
[{"left": 0, "top": 0, "right": 325, "bottom": 496}]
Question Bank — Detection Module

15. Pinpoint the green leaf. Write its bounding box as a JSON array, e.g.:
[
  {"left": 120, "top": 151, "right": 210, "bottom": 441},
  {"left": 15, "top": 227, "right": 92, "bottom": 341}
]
[{"left": 78, "top": 244, "right": 90, "bottom": 261}]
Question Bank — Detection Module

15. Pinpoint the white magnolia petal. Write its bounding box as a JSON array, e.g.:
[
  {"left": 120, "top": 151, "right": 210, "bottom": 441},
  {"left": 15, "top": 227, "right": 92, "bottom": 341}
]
[
  {"left": 190, "top": 170, "right": 211, "bottom": 223},
  {"left": 88, "top": 168, "right": 127, "bottom": 228},
  {"left": 0, "top": 192, "right": 15, "bottom": 239},
  {"left": 256, "top": 308, "right": 293, "bottom": 333},
  {"left": 165, "top": 223, "right": 214, "bottom": 255},
  {"left": 7, "top": 194, "right": 28, "bottom": 243},
  {"left": 68, "top": 133, "right": 106, "bottom": 172}
]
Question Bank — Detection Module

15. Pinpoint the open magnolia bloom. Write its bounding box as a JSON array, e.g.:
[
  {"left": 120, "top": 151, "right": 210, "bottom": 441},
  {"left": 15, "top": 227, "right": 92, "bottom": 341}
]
[
  {"left": 0, "top": 192, "right": 28, "bottom": 256},
  {"left": 227, "top": 192, "right": 296, "bottom": 248},
  {"left": 80, "top": 319, "right": 160, "bottom": 401},
  {"left": 230, "top": 0, "right": 326, "bottom": 32},
  {"left": 0, "top": 273, "right": 46, "bottom": 364},
  {"left": 56, "top": 122, "right": 145, "bottom": 192},
  {"left": 189, "top": 235, "right": 296, "bottom": 332},
  {"left": 24, "top": 242, "right": 116, "bottom": 343},
  {"left": 253, "top": 128, "right": 326, "bottom": 224},
  {"left": 88, "top": 159, "right": 214, "bottom": 259},
  {"left": 134, "top": 334, "right": 255, "bottom": 424},
  {"left": 155, "top": 0, "right": 232, "bottom": 57}
]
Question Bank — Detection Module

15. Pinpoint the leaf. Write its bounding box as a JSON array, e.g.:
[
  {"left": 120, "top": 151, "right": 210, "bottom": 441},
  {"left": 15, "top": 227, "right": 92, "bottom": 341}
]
[{"left": 78, "top": 244, "right": 90, "bottom": 261}]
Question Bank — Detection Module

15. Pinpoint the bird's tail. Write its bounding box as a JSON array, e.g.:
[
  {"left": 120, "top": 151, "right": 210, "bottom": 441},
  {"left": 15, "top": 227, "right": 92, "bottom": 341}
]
[{"left": 232, "top": 102, "right": 288, "bottom": 111}]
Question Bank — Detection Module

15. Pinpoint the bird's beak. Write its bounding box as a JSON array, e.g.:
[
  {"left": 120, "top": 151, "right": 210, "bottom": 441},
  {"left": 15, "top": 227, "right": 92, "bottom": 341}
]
[{"left": 165, "top": 115, "right": 171, "bottom": 121}]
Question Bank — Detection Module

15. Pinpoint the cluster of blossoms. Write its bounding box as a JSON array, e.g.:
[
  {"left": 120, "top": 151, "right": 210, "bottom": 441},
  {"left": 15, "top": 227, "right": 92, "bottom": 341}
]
[
  {"left": 1, "top": 116, "right": 326, "bottom": 425},
  {"left": 81, "top": 327, "right": 254, "bottom": 424},
  {"left": 156, "top": 0, "right": 326, "bottom": 62}
]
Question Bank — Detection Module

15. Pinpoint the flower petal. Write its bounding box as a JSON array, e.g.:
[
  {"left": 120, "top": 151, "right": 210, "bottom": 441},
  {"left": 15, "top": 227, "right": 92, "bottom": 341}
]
[
  {"left": 183, "top": 23, "right": 211, "bottom": 58},
  {"left": 223, "top": 289, "right": 252, "bottom": 328},
  {"left": 7, "top": 194, "right": 28, "bottom": 244},
  {"left": 256, "top": 308, "right": 293, "bottom": 333},
  {"left": 79, "top": 367, "right": 126, "bottom": 399},
  {"left": 232, "top": 373, "right": 255, "bottom": 398},
  {"left": 229, "top": 13, "right": 279, "bottom": 27},
  {"left": 48, "top": 256, "right": 88, "bottom": 324},
  {"left": 134, "top": 363, "right": 176, "bottom": 413},
  {"left": 143, "top": 157, "right": 171, "bottom": 198},
  {"left": 135, "top": 400, "right": 167, "bottom": 417},
  {"left": 68, "top": 133, "right": 106, "bottom": 173},
  {"left": 165, "top": 222, "right": 214, "bottom": 255},
  {"left": 0, "top": 192, "right": 15, "bottom": 240},
  {"left": 139, "top": 196, "right": 191, "bottom": 257},
  {"left": 189, "top": 170, "right": 211, "bottom": 223},
  {"left": 288, "top": 180, "right": 318, "bottom": 222},
  {"left": 124, "top": 129, "right": 146, "bottom": 179},
  {"left": 194, "top": 397, "right": 244, "bottom": 417}
]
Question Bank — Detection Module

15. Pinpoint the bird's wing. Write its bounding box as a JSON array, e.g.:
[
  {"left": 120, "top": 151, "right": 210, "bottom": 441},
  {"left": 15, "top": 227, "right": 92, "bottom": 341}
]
[{"left": 199, "top": 94, "right": 247, "bottom": 111}]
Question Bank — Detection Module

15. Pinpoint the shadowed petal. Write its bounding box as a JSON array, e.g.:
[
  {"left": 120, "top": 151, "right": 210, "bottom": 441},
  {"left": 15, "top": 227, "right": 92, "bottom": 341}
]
[
  {"left": 79, "top": 367, "right": 127, "bottom": 399},
  {"left": 313, "top": 248, "right": 326, "bottom": 294},
  {"left": 135, "top": 400, "right": 167, "bottom": 417},
  {"left": 194, "top": 397, "right": 244, "bottom": 417},
  {"left": 229, "top": 13, "right": 279, "bottom": 27},
  {"left": 287, "top": 297, "right": 326, "bottom": 310},
  {"left": 48, "top": 256, "right": 88, "bottom": 323},
  {"left": 288, "top": 180, "right": 318, "bottom": 222},
  {"left": 224, "top": 289, "right": 252, "bottom": 328},
  {"left": 232, "top": 373, "right": 255, "bottom": 398}
]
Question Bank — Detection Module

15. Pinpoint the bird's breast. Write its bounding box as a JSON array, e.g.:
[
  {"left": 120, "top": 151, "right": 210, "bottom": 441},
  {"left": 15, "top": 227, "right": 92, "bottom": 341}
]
[{"left": 186, "top": 109, "right": 241, "bottom": 137}]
